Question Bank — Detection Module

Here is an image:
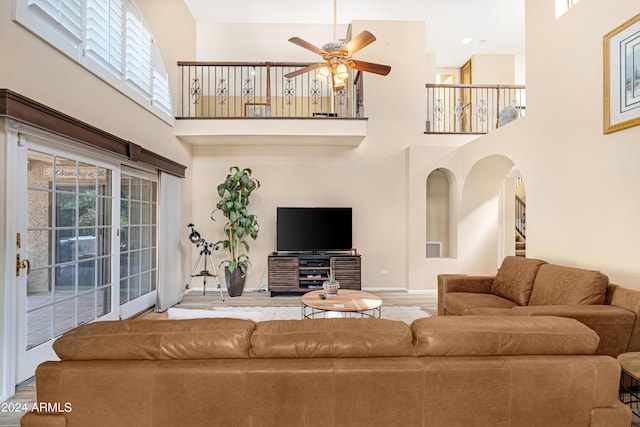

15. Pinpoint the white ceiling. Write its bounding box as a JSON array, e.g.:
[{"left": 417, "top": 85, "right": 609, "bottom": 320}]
[{"left": 182, "top": 0, "right": 525, "bottom": 68}]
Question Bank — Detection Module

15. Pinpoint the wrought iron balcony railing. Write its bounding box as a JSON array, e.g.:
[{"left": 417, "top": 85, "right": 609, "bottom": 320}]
[
  {"left": 177, "top": 62, "right": 364, "bottom": 119},
  {"left": 425, "top": 84, "right": 526, "bottom": 134}
]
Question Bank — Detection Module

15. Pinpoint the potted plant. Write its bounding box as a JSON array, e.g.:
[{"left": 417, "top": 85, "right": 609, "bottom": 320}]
[
  {"left": 323, "top": 267, "right": 340, "bottom": 296},
  {"left": 211, "top": 166, "right": 260, "bottom": 297}
]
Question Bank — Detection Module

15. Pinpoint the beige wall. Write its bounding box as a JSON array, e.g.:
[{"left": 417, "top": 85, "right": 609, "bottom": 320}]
[
  {"left": 196, "top": 23, "right": 349, "bottom": 62},
  {"left": 471, "top": 54, "right": 515, "bottom": 84},
  {"left": 519, "top": 0, "right": 640, "bottom": 285}
]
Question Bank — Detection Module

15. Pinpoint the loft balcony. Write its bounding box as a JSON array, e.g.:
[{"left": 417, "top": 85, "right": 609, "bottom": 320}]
[
  {"left": 424, "top": 83, "right": 526, "bottom": 134},
  {"left": 174, "top": 62, "right": 367, "bottom": 146},
  {"left": 173, "top": 63, "right": 526, "bottom": 145}
]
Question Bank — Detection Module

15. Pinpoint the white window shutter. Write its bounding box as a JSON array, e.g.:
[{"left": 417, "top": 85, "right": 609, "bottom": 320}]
[
  {"left": 153, "top": 70, "right": 172, "bottom": 116},
  {"left": 125, "top": 9, "right": 152, "bottom": 97},
  {"left": 86, "top": 0, "right": 124, "bottom": 77},
  {"left": 29, "top": 0, "right": 83, "bottom": 44}
]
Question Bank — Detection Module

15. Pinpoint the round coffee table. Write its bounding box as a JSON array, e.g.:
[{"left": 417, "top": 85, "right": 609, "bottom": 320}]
[
  {"left": 617, "top": 352, "right": 640, "bottom": 416},
  {"left": 301, "top": 289, "right": 382, "bottom": 319}
]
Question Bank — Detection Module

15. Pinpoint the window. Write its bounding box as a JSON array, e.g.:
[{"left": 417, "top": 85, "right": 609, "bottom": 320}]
[
  {"left": 14, "top": 0, "right": 173, "bottom": 123},
  {"left": 125, "top": 9, "right": 152, "bottom": 97},
  {"left": 86, "top": 0, "right": 123, "bottom": 77},
  {"left": 556, "top": 0, "right": 581, "bottom": 18}
]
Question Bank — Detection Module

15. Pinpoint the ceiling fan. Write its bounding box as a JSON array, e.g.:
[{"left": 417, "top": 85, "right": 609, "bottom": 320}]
[{"left": 284, "top": 0, "right": 391, "bottom": 90}]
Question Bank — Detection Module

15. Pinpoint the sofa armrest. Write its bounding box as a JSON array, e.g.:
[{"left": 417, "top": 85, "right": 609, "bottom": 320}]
[
  {"left": 607, "top": 284, "right": 640, "bottom": 352},
  {"left": 437, "top": 274, "right": 494, "bottom": 315},
  {"left": 511, "top": 304, "right": 636, "bottom": 356}
]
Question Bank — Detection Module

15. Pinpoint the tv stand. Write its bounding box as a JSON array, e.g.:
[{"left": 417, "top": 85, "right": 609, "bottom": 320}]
[{"left": 268, "top": 253, "right": 361, "bottom": 296}]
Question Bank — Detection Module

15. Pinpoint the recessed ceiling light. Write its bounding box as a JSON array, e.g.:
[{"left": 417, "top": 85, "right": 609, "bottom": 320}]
[{"left": 460, "top": 37, "right": 473, "bottom": 44}]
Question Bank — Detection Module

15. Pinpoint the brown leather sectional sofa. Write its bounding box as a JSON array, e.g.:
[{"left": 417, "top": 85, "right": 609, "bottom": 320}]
[
  {"left": 22, "top": 316, "right": 630, "bottom": 426},
  {"left": 439, "top": 256, "right": 640, "bottom": 357}
]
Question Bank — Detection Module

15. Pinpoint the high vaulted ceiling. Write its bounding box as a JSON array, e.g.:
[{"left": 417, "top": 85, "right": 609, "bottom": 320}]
[{"left": 182, "top": 0, "right": 525, "bottom": 68}]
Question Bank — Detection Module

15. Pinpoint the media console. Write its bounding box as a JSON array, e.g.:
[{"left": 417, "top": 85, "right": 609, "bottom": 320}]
[{"left": 268, "top": 253, "right": 361, "bottom": 296}]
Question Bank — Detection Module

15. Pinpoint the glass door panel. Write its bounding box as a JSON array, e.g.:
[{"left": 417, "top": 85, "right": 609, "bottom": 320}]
[{"left": 22, "top": 148, "right": 117, "bottom": 368}]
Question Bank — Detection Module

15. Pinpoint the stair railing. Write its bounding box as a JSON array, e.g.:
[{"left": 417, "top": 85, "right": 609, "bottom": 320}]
[{"left": 515, "top": 195, "right": 526, "bottom": 239}]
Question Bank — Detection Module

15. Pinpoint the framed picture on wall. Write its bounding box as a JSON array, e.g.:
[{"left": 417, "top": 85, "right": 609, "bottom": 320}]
[
  {"left": 244, "top": 103, "right": 267, "bottom": 117},
  {"left": 604, "top": 13, "right": 640, "bottom": 134}
]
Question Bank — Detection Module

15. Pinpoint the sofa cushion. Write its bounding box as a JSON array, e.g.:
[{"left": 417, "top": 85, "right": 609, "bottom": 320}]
[
  {"left": 528, "top": 264, "right": 608, "bottom": 306},
  {"left": 443, "top": 292, "right": 519, "bottom": 315},
  {"left": 490, "top": 256, "right": 547, "bottom": 305},
  {"left": 411, "top": 316, "right": 600, "bottom": 356},
  {"left": 250, "top": 318, "right": 416, "bottom": 358},
  {"left": 53, "top": 318, "right": 256, "bottom": 360}
]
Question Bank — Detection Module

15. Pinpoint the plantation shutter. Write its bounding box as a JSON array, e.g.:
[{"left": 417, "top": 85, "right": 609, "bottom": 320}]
[
  {"left": 29, "top": 0, "right": 82, "bottom": 43},
  {"left": 152, "top": 70, "right": 172, "bottom": 116},
  {"left": 125, "top": 9, "right": 152, "bottom": 97},
  {"left": 86, "top": 0, "right": 124, "bottom": 77}
]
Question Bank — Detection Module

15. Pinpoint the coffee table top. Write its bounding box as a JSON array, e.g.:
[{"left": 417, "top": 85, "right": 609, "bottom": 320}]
[
  {"left": 618, "top": 352, "right": 640, "bottom": 380},
  {"left": 301, "top": 289, "right": 382, "bottom": 312}
]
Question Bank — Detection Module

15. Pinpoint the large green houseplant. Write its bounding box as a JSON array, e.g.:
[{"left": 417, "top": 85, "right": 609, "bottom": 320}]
[{"left": 211, "top": 166, "right": 260, "bottom": 297}]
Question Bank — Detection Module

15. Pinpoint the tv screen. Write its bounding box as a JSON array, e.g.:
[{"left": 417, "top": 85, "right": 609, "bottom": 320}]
[{"left": 276, "top": 207, "right": 352, "bottom": 252}]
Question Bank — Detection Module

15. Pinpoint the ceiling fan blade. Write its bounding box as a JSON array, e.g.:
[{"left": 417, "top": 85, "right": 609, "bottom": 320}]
[
  {"left": 342, "top": 31, "right": 377, "bottom": 57},
  {"left": 288, "top": 37, "right": 327, "bottom": 56},
  {"left": 348, "top": 60, "right": 391, "bottom": 76},
  {"left": 284, "top": 63, "right": 325, "bottom": 79}
]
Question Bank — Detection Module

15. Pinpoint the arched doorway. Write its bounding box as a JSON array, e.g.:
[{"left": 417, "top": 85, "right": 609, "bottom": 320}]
[{"left": 459, "top": 155, "right": 522, "bottom": 270}]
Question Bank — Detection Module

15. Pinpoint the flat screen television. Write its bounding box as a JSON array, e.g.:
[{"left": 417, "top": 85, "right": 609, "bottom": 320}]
[{"left": 276, "top": 207, "right": 352, "bottom": 253}]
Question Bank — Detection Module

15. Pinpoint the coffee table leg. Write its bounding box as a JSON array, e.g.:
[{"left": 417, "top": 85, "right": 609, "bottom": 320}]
[{"left": 620, "top": 370, "right": 640, "bottom": 417}]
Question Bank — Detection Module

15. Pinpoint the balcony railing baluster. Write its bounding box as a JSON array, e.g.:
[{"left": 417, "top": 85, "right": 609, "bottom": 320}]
[
  {"left": 425, "top": 83, "right": 526, "bottom": 134},
  {"left": 177, "top": 62, "right": 361, "bottom": 119}
]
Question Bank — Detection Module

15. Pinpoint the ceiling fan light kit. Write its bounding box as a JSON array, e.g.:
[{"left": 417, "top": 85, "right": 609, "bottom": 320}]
[{"left": 284, "top": 0, "right": 391, "bottom": 88}]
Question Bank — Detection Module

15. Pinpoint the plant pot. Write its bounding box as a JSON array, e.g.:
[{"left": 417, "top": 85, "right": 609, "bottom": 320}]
[
  {"left": 322, "top": 280, "right": 340, "bottom": 296},
  {"left": 225, "top": 267, "right": 246, "bottom": 297}
]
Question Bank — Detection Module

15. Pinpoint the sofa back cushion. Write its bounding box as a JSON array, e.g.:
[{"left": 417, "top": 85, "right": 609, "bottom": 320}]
[
  {"left": 411, "top": 316, "right": 600, "bottom": 356},
  {"left": 250, "top": 318, "right": 416, "bottom": 358},
  {"left": 53, "top": 318, "right": 256, "bottom": 360},
  {"left": 490, "top": 256, "right": 547, "bottom": 305},
  {"left": 528, "top": 264, "right": 608, "bottom": 306}
]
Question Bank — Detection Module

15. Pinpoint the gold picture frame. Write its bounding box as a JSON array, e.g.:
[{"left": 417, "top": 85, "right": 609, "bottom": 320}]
[
  {"left": 604, "top": 13, "right": 640, "bottom": 134},
  {"left": 244, "top": 103, "right": 267, "bottom": 117}
]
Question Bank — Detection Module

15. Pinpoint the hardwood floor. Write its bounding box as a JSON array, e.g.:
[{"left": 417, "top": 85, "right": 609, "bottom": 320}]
[
  {"left": 138, "top": 289, "right": 438, "bottom": 320},
  {"left": 0, "top": 378, "right": 35, "bottom": 427}
]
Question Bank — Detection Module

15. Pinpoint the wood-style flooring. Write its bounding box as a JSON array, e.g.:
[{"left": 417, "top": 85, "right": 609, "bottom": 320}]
[{"left": 139, "top": 289, "right": 437, "bottom": 320}]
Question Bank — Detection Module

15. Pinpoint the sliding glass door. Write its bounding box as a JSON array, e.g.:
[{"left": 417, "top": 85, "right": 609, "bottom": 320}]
[
  {"left": 16, "top": 143, "right": 120, "bottom": 382},
  {"left": 8, "top": 129, "right": 159, "bottom": 384}
]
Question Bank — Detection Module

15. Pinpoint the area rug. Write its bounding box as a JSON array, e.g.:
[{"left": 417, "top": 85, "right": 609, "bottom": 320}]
[{"left": 167, "top": 306, "right": 431, "bottom": 324}]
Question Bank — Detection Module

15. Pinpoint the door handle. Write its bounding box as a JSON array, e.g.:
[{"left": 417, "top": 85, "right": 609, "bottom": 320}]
[{"left": 16, "top": 254, "right": 30, "bottom": 277}]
